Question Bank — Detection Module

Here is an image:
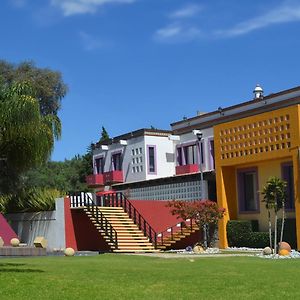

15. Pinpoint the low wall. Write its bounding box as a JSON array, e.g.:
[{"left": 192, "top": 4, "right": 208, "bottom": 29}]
[{"left": 5, "top": 198, "right": 65, "bottom": 250}]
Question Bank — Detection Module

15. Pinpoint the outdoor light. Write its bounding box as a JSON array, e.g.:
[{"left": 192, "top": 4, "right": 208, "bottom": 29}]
[
  {"left": 192, "top": 129, "right": 204, "bottom": 201},
  {"left": 253, "top": 84, "right": 264, "bottom": 99}
]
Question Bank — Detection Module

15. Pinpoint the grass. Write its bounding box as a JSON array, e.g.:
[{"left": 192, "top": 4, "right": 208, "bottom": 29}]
[{"left": 0, "top": 254, "right": 300, "bottom": 299}]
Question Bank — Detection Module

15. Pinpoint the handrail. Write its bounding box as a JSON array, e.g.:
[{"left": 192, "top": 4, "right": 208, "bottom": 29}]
[
  {"left": 100, "top": 192, "right": 158, "bottom": 248},
  {"left": 98, "top": 192, "right": 200, "bottom": 249},
  {"left": 156, "top": 219, "right": 196, "bottom": 247},
  {"left": 68, "top": 192, "right": 118, "bottom": 250}
]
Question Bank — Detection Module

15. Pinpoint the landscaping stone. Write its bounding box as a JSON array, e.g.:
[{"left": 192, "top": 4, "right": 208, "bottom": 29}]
[
  {"left": 263, "top": 247, "right": 272, "bottom": 255},
  {"left": 64, "top": 247, "right": 75, "bottom": 256},
  {"left": 10, "top": 238, "right": 20, "bottom": 247}
]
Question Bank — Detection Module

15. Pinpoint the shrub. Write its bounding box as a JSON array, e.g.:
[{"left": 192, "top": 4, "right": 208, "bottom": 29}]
[{"left": 227, "top": 220, "right": 269, "bottom": 248}]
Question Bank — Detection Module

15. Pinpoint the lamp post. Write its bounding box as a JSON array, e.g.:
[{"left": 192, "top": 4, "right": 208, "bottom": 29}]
[
  {"left": 192, "top": 130, "right": 204, "bottom": 200},
  {"left": 192, "top": 129, "right": 208, "bottom": 248}
]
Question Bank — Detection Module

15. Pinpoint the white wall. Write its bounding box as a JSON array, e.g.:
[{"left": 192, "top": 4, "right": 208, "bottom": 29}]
[{"left": 144, "top": 135, "right": 176, "bottom": 180}]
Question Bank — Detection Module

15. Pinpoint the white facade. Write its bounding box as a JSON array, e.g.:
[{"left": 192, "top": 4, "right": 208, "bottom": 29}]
[{"left": 92, "top": 130, "right": 178, "bottom": 183}]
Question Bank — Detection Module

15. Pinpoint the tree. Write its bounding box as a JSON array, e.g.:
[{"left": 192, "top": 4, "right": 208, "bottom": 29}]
[
  {"left": 167, "top": 200, "right": 226, "bottom": 248},
  {"left": 0, "top": 60, "right": 68, "bottom": 116},
  {"left": 100, "top": 126, "right": 109, "bottom": 142},
  {"left": 0, "top": 80, "right": 61, "bottom": 193},
  {"left": 262, "top": 177, "right": 287, "bottom": 254}
]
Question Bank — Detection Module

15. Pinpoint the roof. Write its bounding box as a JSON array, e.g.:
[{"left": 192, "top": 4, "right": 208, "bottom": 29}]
[
  {"left": 93, "top": 128, "right": 172, "bottom": 149},
  {"left": 171, "top": 85, "right": 300, "bottom": 134}
]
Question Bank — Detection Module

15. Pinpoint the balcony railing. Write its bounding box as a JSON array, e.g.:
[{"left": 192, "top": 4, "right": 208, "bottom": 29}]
[
  {"left": 104, "top": 170, "right": 123, "bottom": 184},
  {"left": 176, "top": 164, "right": 199, "bottom": 175},
  {"left": 86, "top": 174, "right": 104, "bottom": 187}
]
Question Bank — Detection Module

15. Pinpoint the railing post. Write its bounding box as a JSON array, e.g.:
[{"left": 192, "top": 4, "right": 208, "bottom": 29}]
[
  {"left": 171, "top": 227, "right": 173, "bottom": 240},
  {"left": 154, "top": 233, "right": 157, "bottom": 249},
  {"left": 143, "top": 220, "right": 146, "bottom": 236}
]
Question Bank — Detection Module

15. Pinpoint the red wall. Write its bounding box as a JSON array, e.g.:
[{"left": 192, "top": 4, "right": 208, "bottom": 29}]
[
  {"left": 0, "top": 213, "right": 18, "bottom": 245},
  {"left": 129, "top": 200, "right": 183, "bottom": 232},
  {"left": 64, "top": 198, "right": 110, "bottom": 251}
]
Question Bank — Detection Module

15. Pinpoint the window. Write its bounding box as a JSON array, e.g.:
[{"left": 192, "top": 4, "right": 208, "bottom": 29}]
[
  {"left": 237, "top": 168, "right": 259, "bottom": 212},
  {"left": 95, "top": 157, "right": 104, "bottom": 174},
  {"left": 282, "top": 163, "right": 294, "bottom": 210},
  {"left": 209, "top": 140, "right": 215, "bottom": 169},
  {"left": 139, "top": 147, "right": 142, "bottom": 154},
  {"left": 183, "top": 144, "right": 198, "bottom": 165},
  {"left": 112, "top": 152, "right": 122, "bottom": 171},
  {"left": 147, "top": 145, "right": 156, "bottom": 174},
  {"left": 177, "top": 147, "right": 183, "bottom": 165}
]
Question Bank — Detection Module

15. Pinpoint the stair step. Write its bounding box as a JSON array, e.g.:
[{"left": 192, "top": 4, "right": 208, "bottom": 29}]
[{"left": 113, "top": 249, "right": 160, "bottom": 253}]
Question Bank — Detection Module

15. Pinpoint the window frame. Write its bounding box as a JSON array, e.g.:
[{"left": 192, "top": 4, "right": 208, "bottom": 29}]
[
  {"left": 147, "top": 145, "right": 157, "bottom": 175},
  {"left": 237, "top": 167, "right": 260, "bottom": 214}
]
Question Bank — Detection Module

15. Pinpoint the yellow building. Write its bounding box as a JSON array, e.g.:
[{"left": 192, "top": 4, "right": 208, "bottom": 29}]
[{"left": 214, "top": 86, "right": 300, "bottom": 249}]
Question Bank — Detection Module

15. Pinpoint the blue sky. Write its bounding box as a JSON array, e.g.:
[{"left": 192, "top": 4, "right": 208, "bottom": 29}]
[{"left": 1, "top": 0, "right": 300, "bottom": 161}]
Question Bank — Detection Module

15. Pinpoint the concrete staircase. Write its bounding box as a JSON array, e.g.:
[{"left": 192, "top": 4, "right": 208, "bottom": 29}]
[
  {"left": 84, "top": 206, "right": 159, "bottom": 253},
  {"left": 156, "top": 224, "right": 200, "bottom": 250}
]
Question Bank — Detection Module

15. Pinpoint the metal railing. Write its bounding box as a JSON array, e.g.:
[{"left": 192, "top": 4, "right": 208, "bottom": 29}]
[
  {"left": 97, "top": 192, "right": 199, "bottom": 249},
  {"left": 100, "top": 192, "right": 158, "bottom": 247},
  {"left": 68, "top": 192, "right": 118, "bottom": 250}
]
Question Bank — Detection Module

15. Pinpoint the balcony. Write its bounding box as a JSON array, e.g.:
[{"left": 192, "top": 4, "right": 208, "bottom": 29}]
[
  {"left": 176, "top": 164, "right": 199, "bottom": 175},
  {"left": 104, "top": 170, "right": 124, "bottom": 184},
  {"left": 86, "top": 174, "right": 104, "bottom": 187}
]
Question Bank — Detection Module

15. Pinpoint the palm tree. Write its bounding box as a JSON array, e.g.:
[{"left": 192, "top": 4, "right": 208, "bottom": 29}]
[
  {"left": 0, "top": 80, "right": 61, "bottom": 192},
  {"left": 262, "top": 177, "right": 286, "bottom": 254}
]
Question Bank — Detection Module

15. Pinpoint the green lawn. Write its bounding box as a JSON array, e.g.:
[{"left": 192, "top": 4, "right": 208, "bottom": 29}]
[{"left": 0, "top": 254, "right": 299, "bottom": 300}]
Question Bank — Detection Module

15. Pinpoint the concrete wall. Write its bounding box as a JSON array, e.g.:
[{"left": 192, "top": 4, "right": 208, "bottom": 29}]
[{"left": 5, "top": 198, "right": 66, "bottom": 250}]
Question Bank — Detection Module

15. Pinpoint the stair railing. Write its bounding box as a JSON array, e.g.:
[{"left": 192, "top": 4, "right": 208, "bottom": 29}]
[
  {"left": 156, "top": 218, "right": 197, "bottom": 247},
  {"left": 68, "top": 192, "right": 118, "bottom": 250},
  {"left": 99, "top": 192, "right": 158, "bottom": 248}
]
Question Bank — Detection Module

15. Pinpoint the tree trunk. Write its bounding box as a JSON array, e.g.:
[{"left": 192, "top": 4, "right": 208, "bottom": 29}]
[
  {"left": 274, "top": 212, "right": 278, "bottom": 254},
  {"left": 280, "top": 202, "right": 285, "bottom": 246},
  {"left": 268, "top": 210, "right": 272, "bottom": 250},
  {"left": 203, "top": 224, "right": 208, "bottom": 249}
]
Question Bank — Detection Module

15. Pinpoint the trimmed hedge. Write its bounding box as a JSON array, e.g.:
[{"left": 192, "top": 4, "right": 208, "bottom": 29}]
[{"left": 227, "top": 220, "right": 269, "bottom": 248}]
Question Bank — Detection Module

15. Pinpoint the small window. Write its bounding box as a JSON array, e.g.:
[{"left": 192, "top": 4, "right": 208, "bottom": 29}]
[
  {"left": 237, "top": 168, "right": 259, "bottom": 212},
  {"left": 147, "top": 145, "right": 156, "bottom": 174},
  {"left": 95, "top": 157, "right": 104, "bottom": 174},
  {"left": 132, "top": 166, "right": 136, "bottom": 173},
  {"left": 112, "top": 152, "right": 122, "bottom": 171},
  {"left": 132, "top": 149, "right": 135, "bottom": 156},
  {"left": 140, "top": 165, "right": 143, "bottom": 172},
  {"left": 135, "top": 148, "right": 139, "bottom": 155},
  {"left": 139, "top": 147, "right": 142, "bottom": 154},
  {"left": 139, "top": 157, "right": 143, "bottom": 163},
  {"left": 136, "top": 166, "right": 140, "bottom": 172}
]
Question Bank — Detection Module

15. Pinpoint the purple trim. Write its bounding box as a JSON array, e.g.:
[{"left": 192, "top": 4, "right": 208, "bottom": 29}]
[
  {"left": 281, "top": 161, "right": 295, "bottom": 211},
  {"left": 110, "top": 150, "right": 123, "bottom": 171},
  {"left": 93, "top": 154, "right": 105, "bottom": 174},
  {"left": 237, "top": 167, "right": 260, "bottom": 214},
  {"left": 208, "top": 137, "right": 215, "bottom": 170},
  {"left": 146, "top": 145, "right": 157, "bottom": 175}
]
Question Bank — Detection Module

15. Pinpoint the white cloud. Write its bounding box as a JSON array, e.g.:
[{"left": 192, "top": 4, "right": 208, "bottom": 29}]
[
  {"left": 154, "top": 23, "right": 202, "bottom": 43},
  {"left": 169, "top": 4, "right": 203, "bottom": 19},
  {"left": 51, "top": 0, "right": 136, "bottom": 16},
  {"left": 79, "top": 31, "right": 108, "bottom": 50},
  {"left": 217, "top": 2, "right": 300, "bottom": 37}
]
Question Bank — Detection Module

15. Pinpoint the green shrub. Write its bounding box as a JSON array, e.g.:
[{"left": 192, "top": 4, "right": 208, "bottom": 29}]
[
  {"left": 0, "top": 188, "right": 64, "bottom": 213},
  {"left": 227, "top": 220, "right": 269, "bottom": 248}
]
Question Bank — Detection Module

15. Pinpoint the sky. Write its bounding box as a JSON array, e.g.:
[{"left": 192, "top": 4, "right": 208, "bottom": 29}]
[{"left": 1, "top": 0, "right": 300, "bottom": 161}]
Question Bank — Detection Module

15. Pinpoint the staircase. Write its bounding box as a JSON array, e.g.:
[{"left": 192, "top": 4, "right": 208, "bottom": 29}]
[
  {"left": 84, "top": 206, "right": 158, "bottom": 253},
  {"left": 156, "top": 223, "right": 200, "bottom": 250}
]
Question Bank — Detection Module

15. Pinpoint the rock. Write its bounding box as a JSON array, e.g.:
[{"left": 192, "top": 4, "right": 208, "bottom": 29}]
[
  {"left": 279, "top": 249, "right": 290, "bottom": 256},
  {"left": 64, "top": 247, "right": 75, "bottom": 256},
  {"left": 263, "top": 247, "right": 272, "bottom": 255},
  {"left": 193, "top": 245, "right": 204, "bottom": 253},
  {"left": 279, "top": 242, "right": 291, "bottom": 253},
  {"left": 34, "top": 236, "right": 48, "bottom": 249},
  {"left": 10, "top": 238, "right": 20, "bottom": 247}
]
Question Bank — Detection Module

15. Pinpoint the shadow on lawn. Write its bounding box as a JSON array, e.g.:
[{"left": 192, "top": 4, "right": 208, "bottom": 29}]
[
  {"left": 0, "top": 268, "right": 44, "bottom": 273},
  {"left": 0, "top": 263, "right": 44, "bottom": 273}
]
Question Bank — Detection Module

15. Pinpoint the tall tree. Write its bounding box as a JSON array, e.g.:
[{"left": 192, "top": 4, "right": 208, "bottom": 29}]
[
  {"left": 0, "top": 80, "right": 61, "bottom": 193},
  {"left": 100, "top": 126, "right": 110, "bottom": 142},
  {"left": 262, "top": 177, "right": 286, "bottom": 254},
  {"left": 0, "top": 60, "right": 68, "bottom": 116}
]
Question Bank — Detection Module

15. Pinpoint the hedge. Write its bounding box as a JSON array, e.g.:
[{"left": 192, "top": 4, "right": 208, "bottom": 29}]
[{"left": 227, "top": 220, "right": 269, "bottom": 248}]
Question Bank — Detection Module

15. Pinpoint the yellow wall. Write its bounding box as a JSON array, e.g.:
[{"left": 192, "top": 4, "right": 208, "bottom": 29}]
[{"left": 215, "top": 105, "right": 300, "bottom": 249}]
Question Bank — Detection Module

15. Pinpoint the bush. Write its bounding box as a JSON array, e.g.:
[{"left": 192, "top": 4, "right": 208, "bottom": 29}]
[{"left": 227, "top": 220, "right": 269, "bottom": 248}]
